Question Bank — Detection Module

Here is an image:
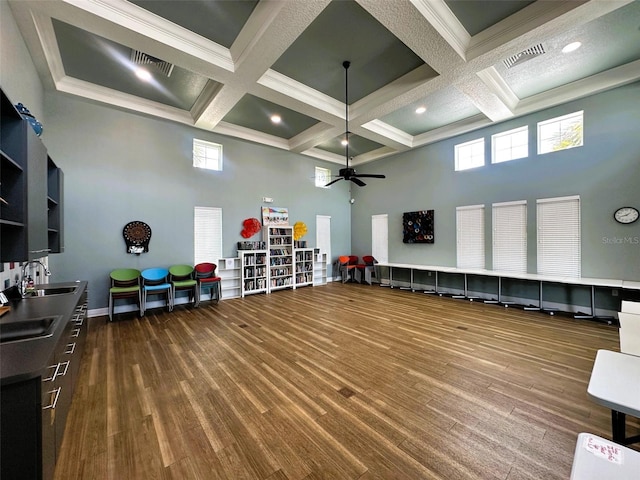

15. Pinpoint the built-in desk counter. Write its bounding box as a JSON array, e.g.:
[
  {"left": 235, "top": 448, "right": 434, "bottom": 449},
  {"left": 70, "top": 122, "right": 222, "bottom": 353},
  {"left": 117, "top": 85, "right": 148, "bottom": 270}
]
[{"left": 378, "top": 263, "right": 632, "bottom": 322}]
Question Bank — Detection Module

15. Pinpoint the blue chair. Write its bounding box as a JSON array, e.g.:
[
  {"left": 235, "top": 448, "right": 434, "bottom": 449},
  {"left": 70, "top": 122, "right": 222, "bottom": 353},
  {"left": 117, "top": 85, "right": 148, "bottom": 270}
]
[{"left": 141, "top": 268, "right": 173, "bottom": 316}]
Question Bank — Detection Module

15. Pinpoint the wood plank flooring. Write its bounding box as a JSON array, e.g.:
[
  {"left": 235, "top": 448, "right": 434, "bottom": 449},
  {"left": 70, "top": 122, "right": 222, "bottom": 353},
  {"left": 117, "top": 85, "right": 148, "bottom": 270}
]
[{"left": 54, "top": 282, "right": 638, "bottom": 479}]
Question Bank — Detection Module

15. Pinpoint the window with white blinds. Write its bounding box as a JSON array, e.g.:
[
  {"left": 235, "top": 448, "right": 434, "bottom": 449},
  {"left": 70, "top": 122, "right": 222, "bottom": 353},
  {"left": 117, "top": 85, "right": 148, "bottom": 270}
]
[
  {"left": 456, "top": 205, "right": 485, "bottom": 269},
  {"left": 537, "top": 195, "right": 581, "bottom": 277},
  {"left": 372, "top": 214, "right": 389, "bottom": 264},
  {"left": 492, "top": 200, "right": 527, "bottom": 273},
  {"left": 194, "top": 206, "right": 222, "bottom": 265}
]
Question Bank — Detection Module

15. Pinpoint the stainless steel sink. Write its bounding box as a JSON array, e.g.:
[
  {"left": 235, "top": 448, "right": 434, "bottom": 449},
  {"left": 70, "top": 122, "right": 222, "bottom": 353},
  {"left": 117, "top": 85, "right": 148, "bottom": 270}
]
[
  {"left": 0, "top": 315, "right": 61, "bottom": 343},
  {"left": 25, "top": 285, "right": 78, "bottom": 297}
]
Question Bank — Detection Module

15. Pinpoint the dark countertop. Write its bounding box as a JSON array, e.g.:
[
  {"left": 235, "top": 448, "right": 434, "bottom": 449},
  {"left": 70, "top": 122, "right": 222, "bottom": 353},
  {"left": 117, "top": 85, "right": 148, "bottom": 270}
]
[{"left": 0, "top": 281, "right": 88, "bottom": 385}]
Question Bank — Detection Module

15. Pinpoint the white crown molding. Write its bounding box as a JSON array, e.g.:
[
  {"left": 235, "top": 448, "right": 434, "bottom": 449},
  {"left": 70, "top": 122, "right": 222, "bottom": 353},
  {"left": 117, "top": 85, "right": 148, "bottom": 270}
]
[
  {"left": 31, "top": 11, "right": 66, "bottom": 86},
  {"left": 213, "top": 121, "right": 290, "bottom": 151},
  {"left": 300, "top": 148, "right": 345, "bottom": 165},
  {"left": 412, "top": 114, "right": 492, "bottom": 148},
  {"left": 289, "top": 123, "right": 341, "bottom": 154},
  {"left": 515, "top": 59, "right": 640, "bottom": 115},
  {"left": 258, "top": 69, "right": 344, "bottom": 119},
  {"left": 360, "top": 120, "right": 413, "bottom": 148},
  {"left": 56, "top": 76, "right": 194, "bottom": 125},
  {"left": 410, "top": 0, "right": 470, "bottom": 61},
  {"left": 61, "top": 0, "right": 234, "bottom": 71},
  {"left": 351, "top": 146, "right": 400, "bottom": 166},
  {"left": 475, "top": 66, "right": 519, "bottom": 112}
]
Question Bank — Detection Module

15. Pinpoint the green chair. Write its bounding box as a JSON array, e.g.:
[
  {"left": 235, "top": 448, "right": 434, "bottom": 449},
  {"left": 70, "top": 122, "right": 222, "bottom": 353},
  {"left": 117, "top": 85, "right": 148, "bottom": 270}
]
[
  {"left": 170, "top": 264, "right": 199, "bottom": 308},
  {"left": 108, "top": 268, "right": 141, "bottom": 321}
]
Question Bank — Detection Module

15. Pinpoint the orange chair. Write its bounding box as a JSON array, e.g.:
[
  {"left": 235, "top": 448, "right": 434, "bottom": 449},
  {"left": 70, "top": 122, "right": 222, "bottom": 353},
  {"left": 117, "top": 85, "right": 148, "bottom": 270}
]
[
  {"left": 194, "top": 262, "right": 222, "bottom": 303},
  {"left": 338, "top": 255, "right": 357, "bottom": 283}
]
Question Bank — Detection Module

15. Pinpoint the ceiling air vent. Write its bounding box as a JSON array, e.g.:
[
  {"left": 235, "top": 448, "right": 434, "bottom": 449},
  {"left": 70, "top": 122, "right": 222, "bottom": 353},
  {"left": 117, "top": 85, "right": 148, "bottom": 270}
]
[
  {"left": 503, "top": 44, "right": 545, "bottom": 69},
  {"left": 130, "top": 49, "right": 174, "bottom": 77}
]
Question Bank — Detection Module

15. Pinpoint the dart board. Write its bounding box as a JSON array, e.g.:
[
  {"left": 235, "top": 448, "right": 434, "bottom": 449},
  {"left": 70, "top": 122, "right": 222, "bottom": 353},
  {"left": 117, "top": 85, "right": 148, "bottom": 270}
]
[{"left": 123, "top": 221, "right": 151, "bottom": 254}]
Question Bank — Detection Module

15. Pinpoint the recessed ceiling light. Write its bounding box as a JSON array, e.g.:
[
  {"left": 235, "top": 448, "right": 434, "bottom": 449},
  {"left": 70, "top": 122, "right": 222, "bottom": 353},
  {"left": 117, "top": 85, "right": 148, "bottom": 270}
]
[
  {"left": 415, "top": 106, "right": 427, "bottom": 114},
  {"left": 341, "top": 139, "right": 348, "bottom": 146},
  {"left": 270, "top": 114, "right": 281, "bottom": 124},
  {"left": 562, "top": 41, "right": 582, "bottom": 53},
  {"left": 135, "top": 67, "right": 152, "bottom": 82}
]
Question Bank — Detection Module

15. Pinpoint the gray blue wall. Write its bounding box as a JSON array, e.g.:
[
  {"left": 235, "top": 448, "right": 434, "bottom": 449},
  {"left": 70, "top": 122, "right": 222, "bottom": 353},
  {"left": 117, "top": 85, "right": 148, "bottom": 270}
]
[
  {"left": 351, "top": 83, "right": 640, "bottom": 282},
  {"left": 42, "top": 94, "right": 352, "bottom": 310}
]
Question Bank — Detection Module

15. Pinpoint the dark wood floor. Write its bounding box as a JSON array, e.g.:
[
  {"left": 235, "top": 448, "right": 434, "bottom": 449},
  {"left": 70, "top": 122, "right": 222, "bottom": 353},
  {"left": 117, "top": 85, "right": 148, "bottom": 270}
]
[{"left": 54, "top": 282, "right": 637, "bottom": 479}]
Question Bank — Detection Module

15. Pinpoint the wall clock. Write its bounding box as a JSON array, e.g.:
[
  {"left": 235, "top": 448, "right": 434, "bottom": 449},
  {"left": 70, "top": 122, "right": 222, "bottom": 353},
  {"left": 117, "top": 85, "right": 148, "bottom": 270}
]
[
  {"left": 613, "top": 207, "right": 639, "bottom": 224},
  {"left": 123, "top": 220, "right": 152, "bottom": 254}
]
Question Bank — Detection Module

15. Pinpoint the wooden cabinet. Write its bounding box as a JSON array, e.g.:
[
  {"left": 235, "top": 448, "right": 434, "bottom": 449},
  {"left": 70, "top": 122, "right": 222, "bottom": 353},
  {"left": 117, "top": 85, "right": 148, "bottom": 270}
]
[
  {"left": 240, "top": 250, "right": 268, "bottom": 296},
  {"left": 264, "top": 226, "right": 294, "bottom": 291},
  {"left": 313, "top": 249, "right": 328, "bottom": 286},
  {"left": 294, "top": 248, "right": 314, "bottom": 288},
  {"left": 217, "top": 257, "right": 241, "bottom": 299},
  {"left": 1, "top": 89, "right": 62, "bottom": 261}
]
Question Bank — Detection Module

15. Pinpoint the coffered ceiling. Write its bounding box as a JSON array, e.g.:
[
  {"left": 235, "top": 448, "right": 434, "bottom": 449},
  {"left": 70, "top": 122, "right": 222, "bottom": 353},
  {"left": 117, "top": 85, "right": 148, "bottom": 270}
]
[{"left": 8, "top": 0, "right": 640, "bottom": 166}]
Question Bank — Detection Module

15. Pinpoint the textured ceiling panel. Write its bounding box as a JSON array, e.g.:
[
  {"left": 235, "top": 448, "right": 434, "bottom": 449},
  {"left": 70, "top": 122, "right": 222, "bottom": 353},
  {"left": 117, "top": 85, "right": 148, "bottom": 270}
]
[
  {"left": 444, "top": 0, "right": 536, "bottom": 36},
  {"left": 380, "top": 86, "right": 484, "bottom": 135},
  {"left": 270, "top": 0, "right": 427, "bottom": 103},
  {"left": 315, "top": 134, "right": 384, "bottom": 157},
  {"left": 53, "top": 19, "right": 212, "bottom": 111},
  {"left": 129, "top": 0, "right": 258, "bottom": 48},
  {"left": 222, "top": 94, "right": 320, "bottom": 140},
  {"left": 495, "top": 2, "right": 640, "bottom": 99}
]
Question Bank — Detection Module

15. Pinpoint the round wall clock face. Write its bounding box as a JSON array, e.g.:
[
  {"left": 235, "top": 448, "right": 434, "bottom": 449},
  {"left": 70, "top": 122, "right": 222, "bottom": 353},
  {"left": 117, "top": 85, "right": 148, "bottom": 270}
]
[
  {"left": 123, "top": 221, "right": 152, "bottom": 253},
  {"left": 614, "top": 207, "right": 639, "bottom": 224}
]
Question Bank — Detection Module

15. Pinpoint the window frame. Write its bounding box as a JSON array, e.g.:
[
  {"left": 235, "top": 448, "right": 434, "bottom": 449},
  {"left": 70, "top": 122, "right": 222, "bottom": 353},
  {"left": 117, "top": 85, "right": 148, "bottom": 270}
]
[
  {"left": 537, "top": 111, "right": 583, "bottom": 155},
  {"left": 454, "top": 138, "right": 485, "bottom": 171},
  {"left": 491, "top": 126, "right": 528, "bottom": 164},
  {"left": 315, "top": 166, "right": 332, "bottom": 188},
  {"left": 193, "top": 138, "right": 223, "bottom": 171}
]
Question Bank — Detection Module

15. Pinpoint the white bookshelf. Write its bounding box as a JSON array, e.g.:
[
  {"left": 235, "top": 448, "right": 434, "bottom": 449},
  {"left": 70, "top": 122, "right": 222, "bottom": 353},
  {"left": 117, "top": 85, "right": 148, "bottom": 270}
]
[
  {"left": 313, "top": 249, "right": 328, "bottom": 286},
  {"left": 217, "top": 257, "right": 241, "bottom": 299},
  {"left": 240, "top": 250, "right": 268, "bottom": 296},
  {"left": 294, "top": 248, "right": 314, "bottom": 288},
  {"left": 264, "top": 226, "right": 294, "bottom": 291}
]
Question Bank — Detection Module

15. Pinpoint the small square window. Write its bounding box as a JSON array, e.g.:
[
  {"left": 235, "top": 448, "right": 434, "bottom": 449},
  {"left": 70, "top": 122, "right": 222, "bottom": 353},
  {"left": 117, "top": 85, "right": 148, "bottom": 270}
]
[
  {"left": 315, "top": 166, "right": 331, "bottom": 187},
  {"left": 492, "top": 126, "right": 528, "bottom": 164},
  {"left": 193, "top": 139, "right": 222, "bottom": 171},
  {"left": 537, "top": 111, "right": 583, "bottom": 155},
  {"left": 455, "top": 138, "right": 485, "bottom": 171}
]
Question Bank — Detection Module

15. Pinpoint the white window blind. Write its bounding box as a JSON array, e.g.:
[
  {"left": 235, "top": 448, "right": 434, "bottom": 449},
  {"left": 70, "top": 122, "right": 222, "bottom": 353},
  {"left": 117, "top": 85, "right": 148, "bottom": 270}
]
[
  {"left": 537, "top": 195, "right": 581, "bottom": 277},
  {"left": 194, "top": 207, "right": 222, "bottom": 265},
  {"left": 456, "top": 205, "right": 485, "bottom": 269},
  {"left": 492, "top": 200, "right": 527, "bottom": 273},
  {"left": 372, "top": 214, "right": 388, "bottom": 264},
  {"left": 316, "top": 215, "right": 331, "bottom": 267}
]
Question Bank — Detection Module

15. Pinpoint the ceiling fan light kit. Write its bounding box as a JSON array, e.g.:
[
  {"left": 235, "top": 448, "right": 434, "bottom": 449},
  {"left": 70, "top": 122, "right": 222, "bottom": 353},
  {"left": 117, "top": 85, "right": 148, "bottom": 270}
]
[{"left": 325, "top": 61, "right": 386, "bottom": 188}]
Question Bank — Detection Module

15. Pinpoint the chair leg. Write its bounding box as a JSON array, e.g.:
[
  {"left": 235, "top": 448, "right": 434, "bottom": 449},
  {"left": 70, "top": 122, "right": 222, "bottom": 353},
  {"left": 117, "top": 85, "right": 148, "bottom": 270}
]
[{"left": 109, "top": 295, "right": 113, "bottom": 322}]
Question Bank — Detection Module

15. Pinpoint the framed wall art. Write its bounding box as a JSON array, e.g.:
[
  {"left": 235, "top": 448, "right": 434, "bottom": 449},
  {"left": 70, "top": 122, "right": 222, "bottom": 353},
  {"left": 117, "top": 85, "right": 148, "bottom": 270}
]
[{"left": 402, "top": 210, "right": 434, "bottom": 244}]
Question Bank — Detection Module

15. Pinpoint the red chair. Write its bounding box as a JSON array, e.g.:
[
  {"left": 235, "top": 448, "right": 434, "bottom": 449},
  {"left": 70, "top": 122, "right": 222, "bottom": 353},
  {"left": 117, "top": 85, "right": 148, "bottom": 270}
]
[
  {"left": 355, "top": 255, "right": 377, "bottom": 284},
  {"left": 194, "top": 263, "right": 222, "bottom": 303}
]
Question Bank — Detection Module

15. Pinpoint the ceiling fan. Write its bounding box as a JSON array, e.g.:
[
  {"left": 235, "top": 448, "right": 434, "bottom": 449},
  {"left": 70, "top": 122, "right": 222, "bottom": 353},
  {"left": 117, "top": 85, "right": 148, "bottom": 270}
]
[{"left": 325, "top": 61, "right": 386, "bottom": 187}]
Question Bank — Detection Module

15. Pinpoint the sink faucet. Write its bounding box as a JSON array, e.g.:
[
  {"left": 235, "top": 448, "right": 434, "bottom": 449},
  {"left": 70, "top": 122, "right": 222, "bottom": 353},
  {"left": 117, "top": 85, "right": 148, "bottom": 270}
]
[{"left": 20, "top": 260, "right": 51, "bottom": 297}]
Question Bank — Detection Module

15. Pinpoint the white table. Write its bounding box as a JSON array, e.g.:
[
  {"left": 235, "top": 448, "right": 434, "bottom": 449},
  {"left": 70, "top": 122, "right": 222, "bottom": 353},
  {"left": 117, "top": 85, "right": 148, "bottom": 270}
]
[
  {"left": 587, "top": 349, "right": 640, "bottom": 445},
  {"left": 570, "top": 433, "right": 640, "bottom": 479}
]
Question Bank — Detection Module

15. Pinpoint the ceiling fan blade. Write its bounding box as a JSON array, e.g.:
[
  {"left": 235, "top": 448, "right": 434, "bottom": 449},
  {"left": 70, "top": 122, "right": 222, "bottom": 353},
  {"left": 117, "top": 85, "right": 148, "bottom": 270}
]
[
  {"left": 324, "top": 177, "right": 343, "bottom": 187},
  {"left": 350, "top": 177, "right": 366, "bottom": 187},
  {"left": 353, "top": 173, "right": 386, "bottom": 179}
]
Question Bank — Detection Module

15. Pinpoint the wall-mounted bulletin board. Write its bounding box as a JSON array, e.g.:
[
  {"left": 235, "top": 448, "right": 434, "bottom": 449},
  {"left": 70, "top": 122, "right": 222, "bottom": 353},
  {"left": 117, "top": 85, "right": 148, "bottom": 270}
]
[{"left": 402, "top": 210, "right": 434, "bottom": 243}]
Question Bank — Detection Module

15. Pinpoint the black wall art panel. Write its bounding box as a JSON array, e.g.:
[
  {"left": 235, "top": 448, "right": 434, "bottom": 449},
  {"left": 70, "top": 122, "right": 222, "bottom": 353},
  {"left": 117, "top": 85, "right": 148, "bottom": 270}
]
[{"left": 402, "top": 210, "right": 434, "bottom": 244}]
